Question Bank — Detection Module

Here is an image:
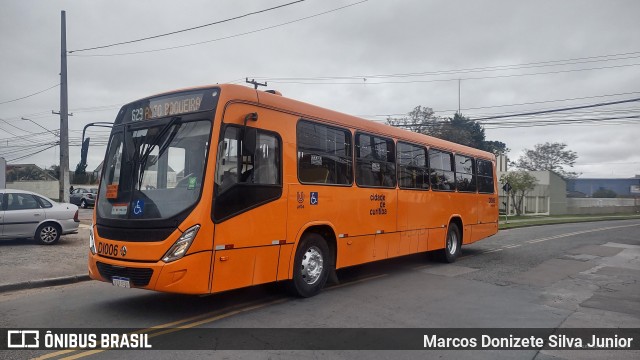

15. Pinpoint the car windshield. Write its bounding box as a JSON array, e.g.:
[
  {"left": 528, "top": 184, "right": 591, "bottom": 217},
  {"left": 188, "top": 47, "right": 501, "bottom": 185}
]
[{"left": 96, "top": 119, "right": 211, "bottom": 220}]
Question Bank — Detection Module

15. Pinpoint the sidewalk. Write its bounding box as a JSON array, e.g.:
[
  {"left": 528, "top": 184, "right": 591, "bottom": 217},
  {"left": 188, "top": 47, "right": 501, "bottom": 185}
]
[{"left": 0, "top": 224, "right": 91, "bottom": 293}]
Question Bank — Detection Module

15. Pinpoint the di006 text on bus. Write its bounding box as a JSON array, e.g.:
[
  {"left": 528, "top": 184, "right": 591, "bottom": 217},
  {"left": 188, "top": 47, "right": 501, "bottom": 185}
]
[{"left": 87, "top": 84, "right": 498, "bottom": 297}]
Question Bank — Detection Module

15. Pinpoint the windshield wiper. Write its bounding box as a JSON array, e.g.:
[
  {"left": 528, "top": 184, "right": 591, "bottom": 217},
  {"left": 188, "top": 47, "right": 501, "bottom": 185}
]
[{"left": 137, "top": 116, "right": 182, "bottom": 190}]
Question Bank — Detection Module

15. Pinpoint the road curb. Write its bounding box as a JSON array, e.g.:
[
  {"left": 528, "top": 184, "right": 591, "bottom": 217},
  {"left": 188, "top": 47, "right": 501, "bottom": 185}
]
[
  {"left": 499, "top": 216, "right": 640, "bottom": 230},
  {"left": 0, "top": 274, "right": 91, "bottom": 294}
]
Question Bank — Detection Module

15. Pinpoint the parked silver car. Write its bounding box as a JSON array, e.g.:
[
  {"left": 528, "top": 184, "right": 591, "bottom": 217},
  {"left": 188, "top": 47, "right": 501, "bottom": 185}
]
[
  {"left": 69, "top": 187, "right": 97, "bottom": 208},
  {"left": 0, "top": 189, "right": 80, "bottom": 245}
]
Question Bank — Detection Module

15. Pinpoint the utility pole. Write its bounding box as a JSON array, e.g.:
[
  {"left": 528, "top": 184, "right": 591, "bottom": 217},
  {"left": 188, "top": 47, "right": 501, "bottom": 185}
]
[
  {"left": 56, "top": 10, "right": 70, "bottom": 202},
  {"left": 458, "top": 79, "right": 461, "bottom": 114},
  {"left": 245, "top": 78, "right": 267, "bottom": 90}
]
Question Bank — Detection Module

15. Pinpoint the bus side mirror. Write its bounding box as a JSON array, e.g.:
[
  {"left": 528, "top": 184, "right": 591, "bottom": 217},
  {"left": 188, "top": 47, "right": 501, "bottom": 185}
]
[
  {"left": 75, "top": 137, "right": 90, "bottom": 175},
  {"left": 241, "top": 112, "right": 258, "bottom": 156},
  {"left": 242, "top": 127, "right": 257, "bottom": 156}
]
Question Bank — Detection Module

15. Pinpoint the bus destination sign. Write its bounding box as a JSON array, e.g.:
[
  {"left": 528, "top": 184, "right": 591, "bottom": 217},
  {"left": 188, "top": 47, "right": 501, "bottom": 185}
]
[{"left": 131, "top": 94, "right": 204, "bottom": 122}]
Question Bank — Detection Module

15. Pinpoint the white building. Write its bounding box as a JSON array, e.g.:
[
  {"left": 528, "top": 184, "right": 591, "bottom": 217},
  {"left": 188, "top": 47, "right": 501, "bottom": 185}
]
[{"left": 496, "top": 156, "right": 567, "bottom": 216}]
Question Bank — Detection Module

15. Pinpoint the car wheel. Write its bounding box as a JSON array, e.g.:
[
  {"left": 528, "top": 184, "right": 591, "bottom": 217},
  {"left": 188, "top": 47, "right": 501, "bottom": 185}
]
[
  {"left": 288, "top": 233, "right": 331, "bottom": 298},
  {"left": 35, "top": 223, "right": 61, "bottom": 245},
  {"left": 80, "top": 199, "right": 87, "bottom": 209}
]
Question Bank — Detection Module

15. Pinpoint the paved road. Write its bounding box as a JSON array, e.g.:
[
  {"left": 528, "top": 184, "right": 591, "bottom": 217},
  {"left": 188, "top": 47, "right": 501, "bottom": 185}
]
[
  {"left": 78, "top": 208, "right": 93, "bottom": 223},
  {"left": 1, "top": 220, "right": 639, "bottom": 359}
]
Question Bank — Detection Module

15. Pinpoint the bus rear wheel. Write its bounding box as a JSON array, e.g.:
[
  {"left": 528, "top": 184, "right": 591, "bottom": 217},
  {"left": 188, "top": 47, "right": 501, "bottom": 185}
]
[
  {"left": 289, "top": 233, "right": 330, "bottom": 298},
  {"left": 439, "top": 223, "right": 461, "bottom": 263}
]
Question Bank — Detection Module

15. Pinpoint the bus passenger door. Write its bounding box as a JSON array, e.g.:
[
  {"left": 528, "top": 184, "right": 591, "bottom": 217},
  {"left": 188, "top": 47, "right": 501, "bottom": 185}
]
[{"left": 211, "top": 106, "right": 288, "bottom": 293}]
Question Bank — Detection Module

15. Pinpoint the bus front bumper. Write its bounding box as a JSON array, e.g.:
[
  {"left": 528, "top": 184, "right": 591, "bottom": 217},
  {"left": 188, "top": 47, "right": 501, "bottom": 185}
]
[{"left": 88, "top": 251, "right": 212, "bottom": 295}]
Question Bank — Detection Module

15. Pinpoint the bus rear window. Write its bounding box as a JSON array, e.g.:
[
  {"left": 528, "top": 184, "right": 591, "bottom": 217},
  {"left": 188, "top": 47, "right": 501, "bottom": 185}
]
[{"left": 477, "top": 159, "right": 495, "bottom": 193}]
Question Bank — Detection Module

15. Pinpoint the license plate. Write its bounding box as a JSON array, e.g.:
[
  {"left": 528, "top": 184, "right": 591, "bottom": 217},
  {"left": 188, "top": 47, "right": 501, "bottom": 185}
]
[{"left": 112, "top": 276, "right": 130, "bottom": 288}]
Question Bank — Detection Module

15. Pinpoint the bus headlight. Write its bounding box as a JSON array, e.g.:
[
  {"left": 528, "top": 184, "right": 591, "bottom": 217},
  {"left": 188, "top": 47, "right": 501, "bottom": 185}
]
[
  {"left": 89, "top": 224, "right": 96, "bottom": 255},
  {"left": 162, "top": 225, "right": 200, "bottom": 263}
]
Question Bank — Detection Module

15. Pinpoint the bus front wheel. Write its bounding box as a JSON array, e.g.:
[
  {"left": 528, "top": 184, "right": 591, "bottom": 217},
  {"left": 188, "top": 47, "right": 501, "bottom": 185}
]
[
  {"left": 289, "top": 233, "right": 330, "bottom": 297},
  {"left": 440, "top": 223, "right": 461, "bottom": 263}
]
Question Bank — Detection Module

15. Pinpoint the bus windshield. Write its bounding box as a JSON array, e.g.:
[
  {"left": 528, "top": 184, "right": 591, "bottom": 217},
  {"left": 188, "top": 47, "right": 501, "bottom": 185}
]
[{"left": 97, "top": 119, "right": 211, "bottom": 220}]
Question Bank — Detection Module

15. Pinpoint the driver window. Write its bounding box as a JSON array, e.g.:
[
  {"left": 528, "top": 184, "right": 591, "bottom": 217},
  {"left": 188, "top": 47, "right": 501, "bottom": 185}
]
[
  {"left": 252, "top": 133, "right": 279, "bottom": 185},
  {"left": 215, "top": 126, "right": 281, "bottom": 193},
  {"left": 215, "top": 127, "right": 241, "bottom": 192}
]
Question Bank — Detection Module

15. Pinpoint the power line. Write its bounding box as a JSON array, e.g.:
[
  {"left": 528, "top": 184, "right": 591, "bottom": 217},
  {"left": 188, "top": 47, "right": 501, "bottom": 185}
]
[
  {"left": 7, "top": 143, "right": 58, "bottom": 162},
  {"left": 265, "top": 63, "right": 640, "bottom": 85},
  {"left": 471, "top": 97, "right": 640, "bottom": 121},
  {"left": 256, "top": 51, "right": 640, "bottom": 81},
  {"left": 483, "top": 115, "right": 640, "bottom": 127},
  {"left": 69, "top": 1, "right": 305, "bottom": 53},
  {"left": 0, "top": 84, "right": 59, "bottom": 105},
  {"left": 0, "top": 142, "right": 58, "bottom": 156},
  {"left": 21, "top": 117, "right": 58, "bottom": 137},
  {"left": 388, "top": 115, "right": 639, "bottom": 130},
  {"left": 358, "top": 90, "right": 640, "bottom": 118},
  {"left": 0, "top": 123, "right": 43, "bottom": 144},
  {"left": 0, "top": 130, "right": 54, "bottom": 142},
  {"left": 469, "top": 108, "right": 640, "bottom": 122},
  {"left": 69, "top": 0, "right": 370, "bottom": 57}
]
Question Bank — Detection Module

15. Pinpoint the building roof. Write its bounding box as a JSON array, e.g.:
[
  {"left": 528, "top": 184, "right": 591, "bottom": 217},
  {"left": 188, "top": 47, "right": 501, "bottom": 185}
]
[{"left": 5, "top": 164, "right": 57, "bottom": 181}]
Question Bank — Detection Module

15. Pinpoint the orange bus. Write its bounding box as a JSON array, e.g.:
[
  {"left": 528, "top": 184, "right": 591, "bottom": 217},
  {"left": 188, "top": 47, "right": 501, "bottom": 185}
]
[{"left": 88, "top": 84, "right": 498, "bottom": 297}]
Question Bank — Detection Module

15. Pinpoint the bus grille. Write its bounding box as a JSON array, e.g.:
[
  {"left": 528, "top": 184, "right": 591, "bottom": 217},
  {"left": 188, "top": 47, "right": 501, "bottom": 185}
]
[{"left": 96, "top": 262, "right": 153, "bottom": 286}]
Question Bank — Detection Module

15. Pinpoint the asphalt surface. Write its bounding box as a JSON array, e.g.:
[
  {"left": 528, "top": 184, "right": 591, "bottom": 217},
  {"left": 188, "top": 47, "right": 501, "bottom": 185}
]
[{"left": 0, "top": 218, "right": 639, "bottom": 359}]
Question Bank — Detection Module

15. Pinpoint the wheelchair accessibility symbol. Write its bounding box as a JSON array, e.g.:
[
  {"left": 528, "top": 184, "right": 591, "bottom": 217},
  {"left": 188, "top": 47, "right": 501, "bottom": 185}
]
[
  {"left": 310, "top": 192, "right": 318, "bottom": 205},
  {"left": 132, "top": 199, "right": 144, "bottom": 216}
]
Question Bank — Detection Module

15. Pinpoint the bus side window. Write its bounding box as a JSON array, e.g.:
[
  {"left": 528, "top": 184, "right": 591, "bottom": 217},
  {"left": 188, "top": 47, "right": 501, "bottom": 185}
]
[
  {"left": 429, "top": 148, "right": 455, "bottom": 191},
  {"left": 455, "top": 154, "right": 476, "bottom": 192},
  {"left": 297, "top": 120, "right": 352, "bottom": 185},
  {"left": 397, "top": 142, "right": 429, "bottom": 190},
  {"left": 355, "top": 133, "right": 396, "bottom": 188}
]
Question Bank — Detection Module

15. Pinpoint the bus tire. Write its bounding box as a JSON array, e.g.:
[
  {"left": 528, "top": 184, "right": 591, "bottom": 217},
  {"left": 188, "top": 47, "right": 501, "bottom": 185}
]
[
  {"left": 288, "top": 233, "right": 330, "bottom": 298},
  {"left": 439, "top": 223, "right": 461, "bottom": 263}
]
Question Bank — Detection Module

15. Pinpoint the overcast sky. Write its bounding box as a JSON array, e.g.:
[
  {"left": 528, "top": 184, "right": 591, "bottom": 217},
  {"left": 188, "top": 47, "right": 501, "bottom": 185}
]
[{"left": 1, "top": 0, "right": 639, "bottom": 178}]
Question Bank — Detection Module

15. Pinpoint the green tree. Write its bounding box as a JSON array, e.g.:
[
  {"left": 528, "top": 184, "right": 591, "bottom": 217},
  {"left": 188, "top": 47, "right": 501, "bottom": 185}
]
[
  {"left": 592, "top": 188, "right": 617, "bottom": 198},
  {"left": 387, "top": 110, "right": 509, "bottom": 155},
  {"left": 484, "top": 140, "right": 509, "bottom": 157},
  {"left": 500, "top": 170, "right": 538, "bottom": 216},
  {"left": 512, "top": 142, "right": 579, "bottom": 179},
  {"left": 438, "top": 113, "right": 486, "bottom": 150}
]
